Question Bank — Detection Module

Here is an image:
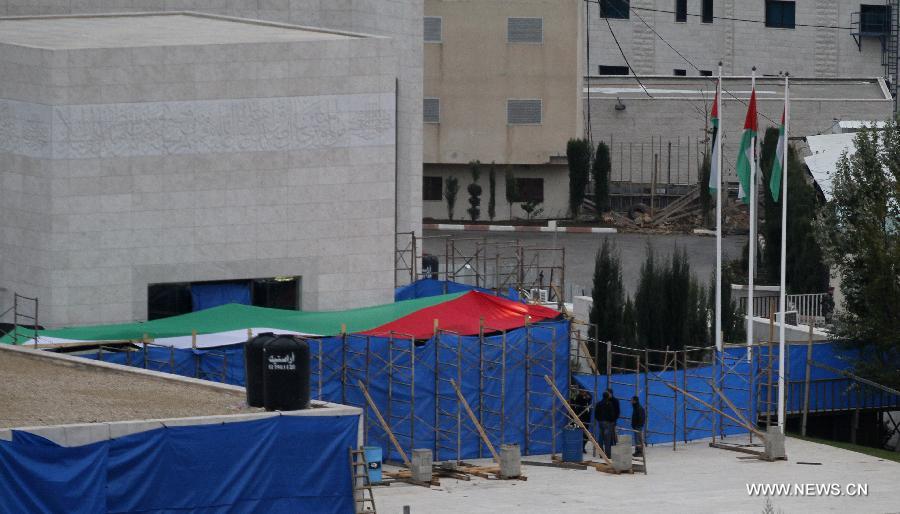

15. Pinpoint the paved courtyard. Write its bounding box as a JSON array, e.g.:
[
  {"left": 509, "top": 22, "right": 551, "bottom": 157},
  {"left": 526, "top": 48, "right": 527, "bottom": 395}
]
[{"left": 376, "top": 435, "right": 900, "bottom": 513}]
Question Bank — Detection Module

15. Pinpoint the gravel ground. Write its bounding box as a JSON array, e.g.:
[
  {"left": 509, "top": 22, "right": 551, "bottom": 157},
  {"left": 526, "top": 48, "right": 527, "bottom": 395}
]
[{"left": 1, "top": 351, "right": 257, "bottom": 428}]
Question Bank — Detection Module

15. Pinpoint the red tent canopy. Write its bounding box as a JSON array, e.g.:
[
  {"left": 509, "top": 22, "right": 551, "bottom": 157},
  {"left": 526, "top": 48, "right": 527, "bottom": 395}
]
[{"left": 360, "top": 291, "right": 561, "bottom": 339}]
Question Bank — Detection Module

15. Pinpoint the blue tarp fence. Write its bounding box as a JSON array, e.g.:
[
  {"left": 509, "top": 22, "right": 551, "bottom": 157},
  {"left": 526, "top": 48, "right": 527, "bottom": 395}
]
[
  {"left": 573, "top": 342, "right": 883, "bottom": 446},
  {"left": 0, "top": 415, "right": 359, "bottom": 514},
  {"left": 86, "top": 320, "right": 570, "bottom": 462},
  {"left": 395, "top": 279, "right": 520, "bottom": 302}
]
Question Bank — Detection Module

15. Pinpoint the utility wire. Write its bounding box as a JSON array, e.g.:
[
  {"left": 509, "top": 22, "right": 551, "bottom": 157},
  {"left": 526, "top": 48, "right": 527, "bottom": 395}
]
[
  {"left": 630, "top": 5, "right": 854, "bottom": 30},
  {"left": 625, "top": 4, "right": 778, "bottom": 125},
  {"left": 604, "top": 14, "right": 653, "bottom": 98}
]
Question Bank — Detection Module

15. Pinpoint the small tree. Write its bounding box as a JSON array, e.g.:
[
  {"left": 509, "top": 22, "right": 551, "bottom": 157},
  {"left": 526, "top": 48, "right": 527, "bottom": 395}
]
[
  {"left": 567, "top": 138, "right": 592, "bottom": 218},
  {"left": 520, "top": 200, "right": 543, "bottom": 221},
  {"left": 467, "top": 160, "right": 482, "bottom": 221},
  {"left": 821, "top": 124, "right": 900, "bottom": 388},
  {"left": 592, "top": 141, "right": 612, "bottom": 214},
  {"left": 589, "top": 238, "right": 626, "bottom": 370},
  {"left": 488, "top": 162, "right": 497, "bottom": 221},
  {"left": 504, "top": 168, "right": 518, "bottom": 219},
  {"left": 445, "top": 176, "right": 459, "bottom": 221},
  {"left": 759, "top": 127, "right": 829, "bottom": 293}
]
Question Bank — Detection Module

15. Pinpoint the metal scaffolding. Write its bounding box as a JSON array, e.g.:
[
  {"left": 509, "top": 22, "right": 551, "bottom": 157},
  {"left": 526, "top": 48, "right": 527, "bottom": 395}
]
[
  {"left": 394, "top": 233, "right": 567, "bottom": 309},
  {"left": 310, "top": 322, "right": 565, "bottom": 463}
]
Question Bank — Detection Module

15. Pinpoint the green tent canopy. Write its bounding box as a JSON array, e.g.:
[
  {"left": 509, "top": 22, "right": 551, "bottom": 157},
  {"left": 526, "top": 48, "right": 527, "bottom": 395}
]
[{"left": 0, "top": 293, "right": 465, "bottom": 346}]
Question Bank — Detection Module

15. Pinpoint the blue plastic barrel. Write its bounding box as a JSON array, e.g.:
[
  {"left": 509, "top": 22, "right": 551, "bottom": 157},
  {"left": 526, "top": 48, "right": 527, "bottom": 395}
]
[
  {"left": 562, "top": 426, "right": 583, "bottom": 462},
  {"left": 364, "top": 446, "right": 382, "bottom": 484}
]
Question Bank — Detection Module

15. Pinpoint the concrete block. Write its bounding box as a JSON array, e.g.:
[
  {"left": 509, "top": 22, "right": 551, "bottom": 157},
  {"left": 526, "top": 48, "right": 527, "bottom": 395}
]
[
  {"left": 499, "top": 444, "right": 522, "bottom": 478},
  {"left": 611, "top": 442, "right": 633, "bottom": 472},
  {"left": 157, "top": 415, "right": 230, "bottom": 428},
  {"left": 14, "top": 425, "right": 67, "bottom": 446},
  {"left": 220, "top": 412, "right": 279, "bottom": 424},
  {"left": 63, "top": 423, "right": 111, "bottom": 447},
  {"left": 411, "top": 449, "right": 433, "bottom": 483},
  {"left": 765, "top": 426, "right": 787, "bottom": 461},
  {"left": 106, "top": 420, "right": 165, "bottom": 439}
]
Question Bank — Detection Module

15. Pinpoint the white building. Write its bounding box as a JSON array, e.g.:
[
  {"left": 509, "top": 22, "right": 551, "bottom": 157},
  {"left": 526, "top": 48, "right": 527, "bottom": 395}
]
[
  {"left": 587, "top": 1, "right": 895, "bottom": 90},
  {"left": 0, "top": 8, "right": 421, "bottom": 327}
]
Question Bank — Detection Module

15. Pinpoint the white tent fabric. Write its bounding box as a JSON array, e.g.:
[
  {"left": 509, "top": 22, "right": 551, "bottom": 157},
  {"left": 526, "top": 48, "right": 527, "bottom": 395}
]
[{"left": 21, "top": 328, "right": 320, "bottom": 349}]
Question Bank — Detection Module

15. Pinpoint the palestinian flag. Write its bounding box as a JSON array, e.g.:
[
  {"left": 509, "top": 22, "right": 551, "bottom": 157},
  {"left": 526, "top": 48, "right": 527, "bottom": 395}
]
[
  {"left": 708, "top": 85, "right": 720, "bottom": 192},
  {"left": 735, "top": 89, "right": 758, "bottom": 204},
  {"left": 770, "top": 109, "right": 785, "bottom": 201}
]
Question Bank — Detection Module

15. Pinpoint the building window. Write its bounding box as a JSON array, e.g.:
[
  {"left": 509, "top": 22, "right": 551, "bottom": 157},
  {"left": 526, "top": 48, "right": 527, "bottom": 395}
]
[
  {"left": 423, "top": 176, "right": 443, "bottom": 201},
  {"left": 148, "top": 277, "right": 300, "bottom": 320},
  {"left": 424, "top": 16, "right": 442, "bottom": 42},
  {"left": 424, "top": 97, "right": 440, "bottom": 123},
  {"left": 510, "top": 178, "right": 544, "bottom": 203},
  {"left": 598, "top": 65, "right": 630, "bottom": 75},
  {"left": 675, "top": 0, "right": 687, "bottom": 22},
  {"left": 507, "top": 99, "right": 542, "bottom": 125},
  {"left": 702, "top": 0, "right": 713, "bottom": 23},
  {"left": 673, "top": 69, "right": 687, "bottom": 76},
  {"left": 600, "top": 0, "right": 630, "bottom": 19},
  {"left": 699, "top": 69, "right": 713, "bottom": 76},
  {"left": 765, "top": 1, "right": 795, "bottom": 29},
  {"left": 508, "top": 17, "right": 543, "bottom": 43},
  {"left": 860, "top": 4, "right": 890, "bottom": 34}
]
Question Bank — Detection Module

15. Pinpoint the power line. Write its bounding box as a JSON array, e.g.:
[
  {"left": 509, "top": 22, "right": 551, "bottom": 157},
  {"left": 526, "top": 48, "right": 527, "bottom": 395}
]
[
  {"left": 604, "top": 14, "right": 654, "bottom": 98},
  {"left": 630, "top": 5, "right": 854, "bottom": 30},
  {"left": 625, "top": 4, "right": 778, "bottom": 125}
]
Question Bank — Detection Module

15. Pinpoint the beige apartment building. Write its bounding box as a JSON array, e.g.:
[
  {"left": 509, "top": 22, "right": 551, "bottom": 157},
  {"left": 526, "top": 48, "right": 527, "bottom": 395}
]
[{"left": 422, "top": 0, "right": 584, "bottom": 221}]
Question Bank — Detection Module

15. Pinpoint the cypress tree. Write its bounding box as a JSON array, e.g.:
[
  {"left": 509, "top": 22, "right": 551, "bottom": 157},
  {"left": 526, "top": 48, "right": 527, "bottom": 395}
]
[
  {"left": 592, "top": 141, "right": 611, "bottom": 214},
  {"left": 567, "top": 138, "right": 592, "bottom": 218},
  {"left": 589, "top": 238, "right": 626, "bottom": 370}
]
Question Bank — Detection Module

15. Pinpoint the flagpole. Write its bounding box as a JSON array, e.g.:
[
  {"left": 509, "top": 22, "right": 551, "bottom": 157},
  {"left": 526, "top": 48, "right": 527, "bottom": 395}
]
[
  {"left": 777, "top": 74, "right": 790, "bottom": 432},
  {"left": 715, "top": 62, "right": 723, "bottom": 352},
  {"left": 747, "top": 67, "right": 757, "bottom": 361}
]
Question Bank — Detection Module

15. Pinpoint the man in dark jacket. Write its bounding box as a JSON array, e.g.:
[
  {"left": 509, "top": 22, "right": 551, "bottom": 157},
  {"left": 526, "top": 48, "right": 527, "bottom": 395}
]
[
  {"left": 631, "top": 396, "right": 646, "bottom": 457},
  {"left": 571, "top": 388, "right": 592, "bottom": 446},
  {"left": 607, "top": 388, "right": 620, "bottom": 444},
  {"left": 594, "top": 391, "right": 617, "bottom": 458}
]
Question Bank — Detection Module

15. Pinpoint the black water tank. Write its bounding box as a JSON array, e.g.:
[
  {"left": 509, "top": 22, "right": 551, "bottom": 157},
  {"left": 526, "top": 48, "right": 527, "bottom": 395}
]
[
  {"left": 262, "top": 335, "right": 311, "bottom": 411},
  {"left": 244, "top": 333, "right": 277, "bottom": 407}
]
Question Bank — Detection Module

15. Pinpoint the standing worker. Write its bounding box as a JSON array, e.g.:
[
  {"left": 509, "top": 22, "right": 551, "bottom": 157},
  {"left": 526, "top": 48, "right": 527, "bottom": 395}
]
[
  {"left": 571, "top": 388, "right": 592, "bottom": 448},
  {"left": 607, "top": 388, "right": 621, "bottom": 444},
  {"left": 594, "top": 391, "right": 617, "bottom": 458},
  {"left": 631, "top": 396, "right": 645, "bottom": 457}
]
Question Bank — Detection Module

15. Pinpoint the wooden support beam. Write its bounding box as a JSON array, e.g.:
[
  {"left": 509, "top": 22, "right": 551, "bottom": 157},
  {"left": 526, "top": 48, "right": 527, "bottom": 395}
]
[
  {"left": 543, "top": 375, "right": 614, "bottom": 467},
  {"left": 664, "top": 383, "right": 766, "bottom": 440},
  {"left": 710, "top": 383, "right": 757, "bottom": 434},
  {"left": 449, "top": 378, "right": 499, "bottom": 463},
  {"left": 357, "top": 379, "right": 411, "bottom": 468}
]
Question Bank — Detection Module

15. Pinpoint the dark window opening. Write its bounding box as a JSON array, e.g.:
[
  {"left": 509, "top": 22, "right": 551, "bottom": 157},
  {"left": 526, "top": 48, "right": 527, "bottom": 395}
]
[
  {"left": 600, "top": 0, "right": 630, "bottom": 19},
  {"left": 860, "top": 4, "right": 890, "bottom": 34},
  {"left": 700, "top": 69, "right": 713, "bottom": 76},
  {"left": 511, "top": 178, "right": 544, "bottom": 203},
  {"left": 765, "top": 1, "right": 795, "bottom": 29},
  {"left": 423, "top": 176, "right": 443, "bottom": 201},
  {"left": 675, "top": 0, "right": 687, "bottom": 22},
  {"left": 598, "top": 65, "right": 629, "bottom": 75},
  {"left": 673, "top": 68, "right": 687, "bottom": 76},
  {"left": 702, "top": 0, "right": 713, "bottom": 23},
  {"left": 148, "top": 277, "right": 300, "bottom": 320}
]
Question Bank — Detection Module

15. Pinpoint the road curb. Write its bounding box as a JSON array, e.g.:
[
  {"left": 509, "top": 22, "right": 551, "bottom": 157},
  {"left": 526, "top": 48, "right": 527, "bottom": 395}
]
[{"left": 424, "top": 223, "right": 617, "bottom": 234}]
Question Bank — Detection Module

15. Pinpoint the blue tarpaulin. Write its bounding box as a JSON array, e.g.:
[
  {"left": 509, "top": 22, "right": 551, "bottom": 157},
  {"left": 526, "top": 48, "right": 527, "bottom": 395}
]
[
  {"left": 191, "top": 282, "right": 251, "bottom": 311},
  {"left": 395, "top": 279, "right": 520, "bottom": 302},
  {"left": 0, "top": 415, "right": 359, "bottom": 514},
  {"left": 573, "top": 342, "right": 878, "bottom": 446},
  {"left": 86, "top": 320, "right": 570, "bottom": 462}
]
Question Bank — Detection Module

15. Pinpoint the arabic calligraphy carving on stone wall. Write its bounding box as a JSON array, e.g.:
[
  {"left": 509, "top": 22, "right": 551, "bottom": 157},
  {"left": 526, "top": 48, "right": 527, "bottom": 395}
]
[{"left": 0, "top": 93, "right": 395, "bottom": 159}]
